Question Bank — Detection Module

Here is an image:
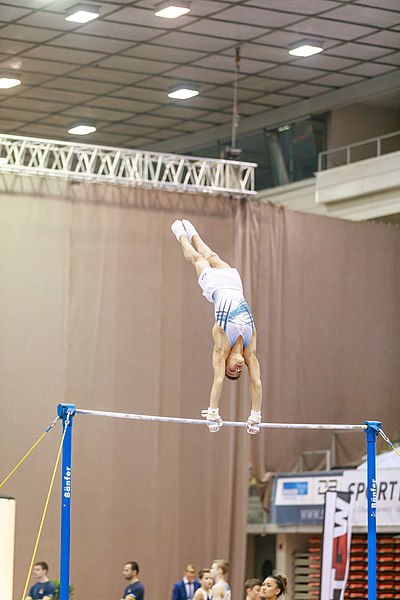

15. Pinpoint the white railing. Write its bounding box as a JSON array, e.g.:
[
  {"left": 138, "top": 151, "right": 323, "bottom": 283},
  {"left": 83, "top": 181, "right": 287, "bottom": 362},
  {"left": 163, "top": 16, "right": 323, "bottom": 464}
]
[
  {"left": 318, "top": 129, "right": 400, "bottom": 171},
  {"left": 0, "top": 133, "right": 256, "bottom": 196}
]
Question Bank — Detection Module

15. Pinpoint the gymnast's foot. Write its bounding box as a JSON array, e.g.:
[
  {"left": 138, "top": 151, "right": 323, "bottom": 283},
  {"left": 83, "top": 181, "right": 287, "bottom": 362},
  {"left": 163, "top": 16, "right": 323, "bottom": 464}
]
[
  {"left": 201, "top": 407, "right": 223, "bottom": 432},
  {"left": 171, "top": 219, "right": 186, "bottom": 240},
  {"left": 246, "top": 410, "right": 261, "bottom": 435},
  {"left": 182, "top": 219, "right": 198, "bottom": 242}
]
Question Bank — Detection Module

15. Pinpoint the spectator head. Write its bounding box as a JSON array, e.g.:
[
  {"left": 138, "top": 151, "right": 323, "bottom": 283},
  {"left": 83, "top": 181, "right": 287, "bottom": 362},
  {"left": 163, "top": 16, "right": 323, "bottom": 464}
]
[
  {"left": 210, "top": 560, "right": 229, "bottom": 580},
  {"left": 245, "top": 578, "right": 262, "bottom": 600},
  {"left": 123, "top": 562, "right": 139, "bottom": 580},
  {"left": 184, "top": 564, "right": 197, "bottom": 583}
]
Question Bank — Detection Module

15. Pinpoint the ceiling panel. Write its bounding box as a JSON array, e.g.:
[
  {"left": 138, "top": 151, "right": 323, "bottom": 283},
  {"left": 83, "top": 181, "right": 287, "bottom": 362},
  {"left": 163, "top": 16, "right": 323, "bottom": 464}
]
[
  {"left": 360, "top": 30, "right": 400, "bottom": 48},
  {"left": 355, "top": 0, "right": 400, "bottom": 9},
  {"left": 255, "top": 92, "right": 302, "bottom": 106},
  {"left": 23, "top": 45, "right": 107, "bottom": 65},
  {"left": 193, "top": 54, "right": 274, "bottom": 74},
  {"left": 0, "top": 5, "right": 31, "bottom": 20},
  {"left": 97, "top": 55, "right": 176, "bottom": 75},
  {"left": 286, "top": 17, "right": 377, "bottom": 40},
  {"left": 0, "top": 39, "right": 35, "bottom": 55},
  {"left": 48, "top": 33, "right": 133, "bottom": 54},
  {"left": 164, "top": 65, "right": 235, "bottom": 85},
  {"left": 87, "top": 97, "right": 156, "bottom": 115},
  {"left": 20, "top": 87, "right": 93, "bottom": 104},
  {"left": 212, "top": 6, "right": 303, "bottom": 28},
  {"left": 78, "top": 20, "right": 157, "bottom": 42},
  {"left": 124, "top": 44, "right": 205, "bottom": 63},
  {"left": 245, "top": 0, "right": 340, "bottom": 14},
  {"left": 263, "top": 64, "right": 327, "bottom": 82},
  {"left": 291, "top": 54, "right": 359, "bottom": 71},
  {"left": 180, "top": 19, "right": 268, "bottom": 40},
  {"left": 0, "top": 96, "right": 69, "bottom": 114},
  {"left": 0, "top": 0, "right": 398, "bottom": 151},
  {"left": 343, "top": 63, "right": 397, "bottom": 77},
  {"left": 312, "top": 72, "right": 365, "bottom": 86},
  {"left": 43, "top": 77, "right": 120, "bottom": 95},
  {"left": 326, "top": 42, "right": 393, "bottom": 61},
  {"left": 17, "top": 11, "right": 81, "bottom": 31},
  {"left": 71, "top": 66, "right": 145, "bottom": 85},
  {"left": 62, "top": 106, "right": 134, "bottom": 123},
  {"left": 0, "top": 23, "right": 58, "bottom": 42},
  {"left": 239, "top": 76, "right": 287, "bottom": 92},
  {"left": 326, "top": 5, "right": 400, "bottom": 28},
  {"left": 103, "top": 6, "right": 194, "bottom": 29},
  {"left": 280, "top": 83, "right": 335, "bottom": 97},
  {"left": 155, "top": 31, "right": 233, "bottom": 52},
  {"left": 376, "top": 51, "right": 400, "bottom": 66}
]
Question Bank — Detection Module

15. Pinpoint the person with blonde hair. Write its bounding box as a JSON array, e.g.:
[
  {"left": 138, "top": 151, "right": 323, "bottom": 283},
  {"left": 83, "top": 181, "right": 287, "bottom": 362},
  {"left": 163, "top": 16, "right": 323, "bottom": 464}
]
[
  {"left": 210, "top": 560, "right": 230, "bottom": 600},
  {"left": 172, "top": 564, "right": 200, "bottom": 600},
  {"left": 171, "top": 219, "right": 262, "bottom": 434}
]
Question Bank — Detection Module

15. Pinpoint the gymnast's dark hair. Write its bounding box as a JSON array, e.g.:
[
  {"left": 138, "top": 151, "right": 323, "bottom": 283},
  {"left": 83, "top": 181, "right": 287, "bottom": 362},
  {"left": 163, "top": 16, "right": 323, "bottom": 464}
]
[{"left": 271, "top": 575, "right": 287, "bottom": 597}]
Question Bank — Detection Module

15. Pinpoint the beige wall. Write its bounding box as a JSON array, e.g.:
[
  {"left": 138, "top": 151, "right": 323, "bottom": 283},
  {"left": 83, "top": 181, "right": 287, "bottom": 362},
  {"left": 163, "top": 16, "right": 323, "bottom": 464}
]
[{"left": 329, "top": 102, "right": 400, "bottom": 150}]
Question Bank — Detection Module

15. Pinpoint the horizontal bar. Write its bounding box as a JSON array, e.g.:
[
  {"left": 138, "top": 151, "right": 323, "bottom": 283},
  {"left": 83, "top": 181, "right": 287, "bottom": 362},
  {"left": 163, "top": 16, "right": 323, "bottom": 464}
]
[{"left": 74, "top": 408, "right": 367, "bottom": 430}]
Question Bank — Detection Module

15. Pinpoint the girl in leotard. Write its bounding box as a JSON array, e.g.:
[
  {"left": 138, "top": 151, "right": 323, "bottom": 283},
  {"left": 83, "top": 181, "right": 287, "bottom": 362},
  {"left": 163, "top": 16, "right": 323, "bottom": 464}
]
[{"left": 171, "top": 219, "right": 262, "bottom": 434}]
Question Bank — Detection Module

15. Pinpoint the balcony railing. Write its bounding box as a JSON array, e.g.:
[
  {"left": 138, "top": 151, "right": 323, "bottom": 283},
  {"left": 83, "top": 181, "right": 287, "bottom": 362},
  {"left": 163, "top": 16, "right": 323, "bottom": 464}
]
[{"left": 318, "top": 129, "right": 400, "bottom": 171}]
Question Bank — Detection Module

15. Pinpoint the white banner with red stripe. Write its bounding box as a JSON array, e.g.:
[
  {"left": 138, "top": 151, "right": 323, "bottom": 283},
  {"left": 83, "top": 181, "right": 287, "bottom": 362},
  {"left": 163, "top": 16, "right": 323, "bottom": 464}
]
[{"left": 320, "top": 491, "right": 354, "bottom": 600}]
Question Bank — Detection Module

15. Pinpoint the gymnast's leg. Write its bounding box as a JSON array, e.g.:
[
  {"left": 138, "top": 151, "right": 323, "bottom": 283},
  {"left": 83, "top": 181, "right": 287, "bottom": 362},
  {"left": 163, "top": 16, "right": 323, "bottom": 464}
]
[
  {"left": 182, "top": 220, "right": 231, "bottom": 270},
  {"left": 171, "top": 219, "right": 210, "bottom": 277}
]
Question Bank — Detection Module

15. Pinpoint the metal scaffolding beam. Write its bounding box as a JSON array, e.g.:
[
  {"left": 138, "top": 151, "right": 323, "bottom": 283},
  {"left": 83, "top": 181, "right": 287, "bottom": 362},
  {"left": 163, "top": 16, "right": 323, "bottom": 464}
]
[{"left": 0, "top": 133, "right": 256, "bottom": 197}]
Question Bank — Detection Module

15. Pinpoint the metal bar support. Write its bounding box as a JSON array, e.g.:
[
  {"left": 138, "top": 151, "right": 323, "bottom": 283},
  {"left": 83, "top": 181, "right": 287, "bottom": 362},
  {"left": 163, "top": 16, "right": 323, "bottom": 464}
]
[
  {"left": 58, "top": 403, "right": 76, "bottom": 600},
  {"left": 364, "top": 420, "right": 381, "bottom": 600}
]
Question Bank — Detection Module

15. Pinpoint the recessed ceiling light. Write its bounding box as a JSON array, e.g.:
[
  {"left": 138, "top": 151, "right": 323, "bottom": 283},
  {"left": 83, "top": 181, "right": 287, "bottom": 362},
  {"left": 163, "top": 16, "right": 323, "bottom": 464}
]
[
  {"left": 289, "top": 40, "right": 323, "bottom": 57},
  {"left": 168, "top": 87, "right": 199, "bottom": 100},
  {"left": 65, "top": 3, "right": 100, "bottom": 23},
  {"left": 155, "top": 1, "right": 190, "bottom": 18},
  {"left": 68, "top": 124, "right": 96, "bottom": 135},
  {"left": 0, "top": 76, "right": 22, "bottom": 89}
]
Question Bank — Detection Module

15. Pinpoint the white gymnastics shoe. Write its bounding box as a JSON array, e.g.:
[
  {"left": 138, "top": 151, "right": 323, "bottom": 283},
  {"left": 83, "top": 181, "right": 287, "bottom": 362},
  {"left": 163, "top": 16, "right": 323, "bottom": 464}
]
[
  {"left": 182, "top": 219, "right": 198, "bottom": 242},
  {"left": 171, "top": 220, "right": 186, "bottom": 240}
]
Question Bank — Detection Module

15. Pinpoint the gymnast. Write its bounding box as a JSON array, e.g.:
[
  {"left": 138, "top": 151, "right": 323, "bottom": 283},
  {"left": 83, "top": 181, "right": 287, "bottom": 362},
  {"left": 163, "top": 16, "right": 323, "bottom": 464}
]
[{"left": 171, "top": 219, "right": 262, "bottom": 434}]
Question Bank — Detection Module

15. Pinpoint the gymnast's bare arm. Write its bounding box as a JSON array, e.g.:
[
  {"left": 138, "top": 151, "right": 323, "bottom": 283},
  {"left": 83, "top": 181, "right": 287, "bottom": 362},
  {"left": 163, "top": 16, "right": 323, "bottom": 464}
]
[
  {"left": 244, "top": 329, "right": 262, "bottom": 413},
  {"left": 209, "top": 325, "right": 231, "bottom": 409}
]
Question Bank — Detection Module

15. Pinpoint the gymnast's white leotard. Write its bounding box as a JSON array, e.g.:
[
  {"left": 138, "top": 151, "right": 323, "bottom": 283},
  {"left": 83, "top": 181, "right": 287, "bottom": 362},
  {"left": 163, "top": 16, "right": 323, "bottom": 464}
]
[{"left": 198, "top": 267, "right": 254, "bottom": 348}]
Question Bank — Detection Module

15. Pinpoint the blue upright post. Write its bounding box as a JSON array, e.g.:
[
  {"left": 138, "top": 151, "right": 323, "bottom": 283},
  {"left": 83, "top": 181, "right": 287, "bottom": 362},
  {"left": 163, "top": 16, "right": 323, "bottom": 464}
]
[
  {"left": 364, "top": 420, "right": 381, "bottom": 600},
  {"left": 58, "top": 403, "right": 76, "bottom": 600}
]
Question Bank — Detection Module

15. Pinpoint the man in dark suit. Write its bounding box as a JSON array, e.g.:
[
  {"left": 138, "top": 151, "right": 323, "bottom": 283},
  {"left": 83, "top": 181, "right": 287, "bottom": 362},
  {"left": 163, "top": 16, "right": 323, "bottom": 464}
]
[{"left": 172, "top": 565, "right": 201, "bottom": 600}]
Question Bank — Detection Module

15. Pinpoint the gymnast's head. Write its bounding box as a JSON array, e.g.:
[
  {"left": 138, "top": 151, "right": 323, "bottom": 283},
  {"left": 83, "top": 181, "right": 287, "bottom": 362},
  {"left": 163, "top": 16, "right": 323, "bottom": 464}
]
[
  {"left": 225, "top": 337, "right": 245, "bottom": 379},
  {"left": 260, "top": 576, "right": 287, "bottom": 599}
]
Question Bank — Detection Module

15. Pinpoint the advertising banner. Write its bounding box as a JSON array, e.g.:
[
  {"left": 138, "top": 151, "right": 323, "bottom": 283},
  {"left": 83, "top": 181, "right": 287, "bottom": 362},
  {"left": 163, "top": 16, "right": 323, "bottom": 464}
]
[
  {"left": 320, "top": 491, "right": 353, "bottom": 600},
  {"left": 270, "top": 468, "right": 400, "bottom": 526}
]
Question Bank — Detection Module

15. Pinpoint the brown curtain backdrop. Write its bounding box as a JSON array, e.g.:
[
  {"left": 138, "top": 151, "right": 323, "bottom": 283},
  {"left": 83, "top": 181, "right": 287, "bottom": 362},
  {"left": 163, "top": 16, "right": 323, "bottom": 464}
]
[
  {"left": 0, "top": 174, "right": 399, "bottom": 600},
  {"left": 245, "top": 201, "right": 400, "bottom": 506},
  {"left": 0, "top": 175, "right": 249, "bottom": 600}
]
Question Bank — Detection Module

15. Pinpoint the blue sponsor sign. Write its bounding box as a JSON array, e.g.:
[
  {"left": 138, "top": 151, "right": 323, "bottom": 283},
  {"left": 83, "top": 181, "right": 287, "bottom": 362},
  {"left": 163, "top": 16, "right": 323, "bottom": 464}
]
[{"left": 282, "top": 481, "right": 308, "bottom": 496}]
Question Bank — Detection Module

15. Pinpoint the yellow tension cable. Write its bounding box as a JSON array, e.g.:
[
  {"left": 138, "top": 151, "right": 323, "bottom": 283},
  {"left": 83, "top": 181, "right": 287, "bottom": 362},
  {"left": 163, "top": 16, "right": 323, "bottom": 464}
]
[
  {"left": 0, "top": 417, "right": 59, "bottom": 490},
  {"left": 20, "top": 423, "right": 67, "bottom": 600},
  {"left": 379, "top": 428, "right": 400, "bottom": 459}
]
